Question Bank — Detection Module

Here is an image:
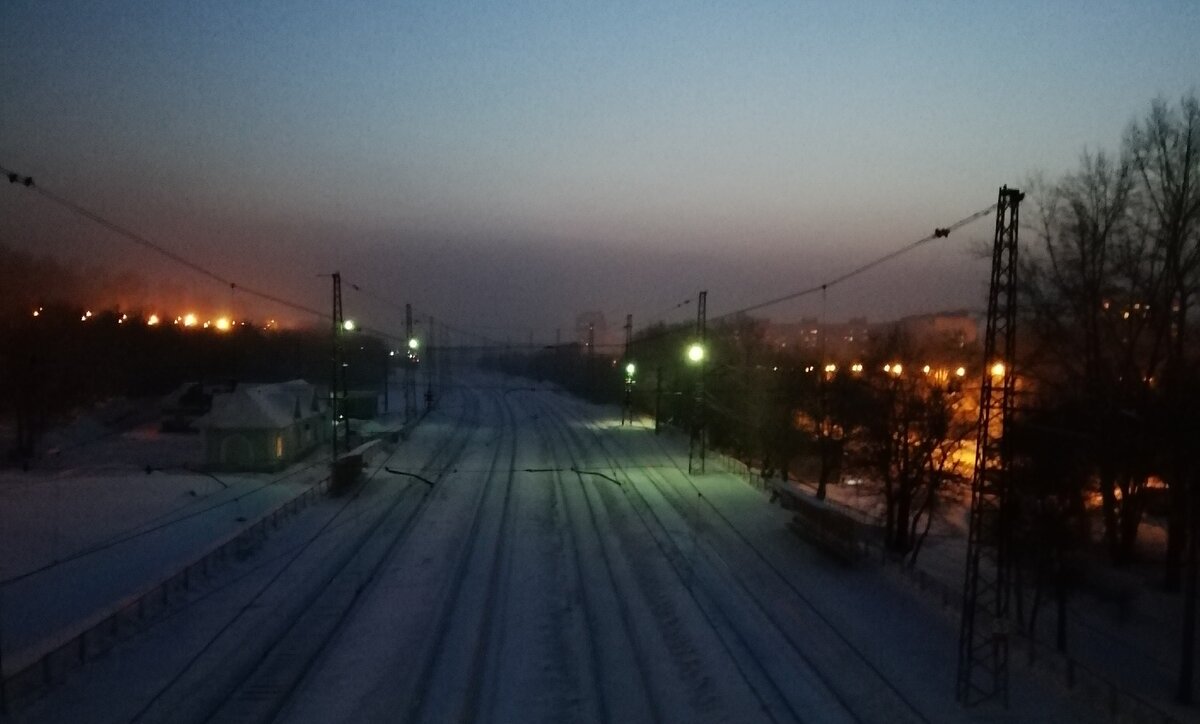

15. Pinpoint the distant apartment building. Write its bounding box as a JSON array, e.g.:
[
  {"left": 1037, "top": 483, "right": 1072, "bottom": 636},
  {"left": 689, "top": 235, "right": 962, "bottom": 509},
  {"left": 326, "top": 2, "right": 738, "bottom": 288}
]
[
  {"left": 766, "top": 311, "right": 978, "bottom": 360},
  {"left": 886, "top": 310, "right": 979, "bottom": 349}
]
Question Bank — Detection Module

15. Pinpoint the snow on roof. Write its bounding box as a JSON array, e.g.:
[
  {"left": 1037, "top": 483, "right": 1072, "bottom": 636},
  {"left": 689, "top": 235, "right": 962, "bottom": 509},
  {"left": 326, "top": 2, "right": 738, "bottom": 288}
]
[{"left": 195, "top": 380, "right": 323, "bottom": 430}]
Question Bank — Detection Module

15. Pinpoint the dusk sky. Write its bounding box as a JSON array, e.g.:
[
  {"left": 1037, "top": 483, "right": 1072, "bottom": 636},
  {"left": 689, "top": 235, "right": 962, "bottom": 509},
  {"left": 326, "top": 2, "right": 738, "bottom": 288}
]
[{"left": 2, "top": 1, "right": 1198, "bottom": 343}]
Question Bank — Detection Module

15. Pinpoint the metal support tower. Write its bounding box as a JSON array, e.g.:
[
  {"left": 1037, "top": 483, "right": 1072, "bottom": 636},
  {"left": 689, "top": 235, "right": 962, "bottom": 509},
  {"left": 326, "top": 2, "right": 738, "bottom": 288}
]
[
  {"left": 442, "top": 323, "right": 452, "bottom": 401},
  {"left": 329, "top": 272, "right": 349, "bottom": 457},
  {"left": 426, "top": 315, "right": 435, "bottom": 411},
  {"left": 957, "top": 186, "right": 1023, "bottom": 707},
  {"left": 622, "top": 313, "right": 634, "bottom": 425},
  {"left": 404, "top": 303, "right": 416, "bottom": 423},
  {"left": 689, "top": 290, "right": 707, "bottom": 474}
]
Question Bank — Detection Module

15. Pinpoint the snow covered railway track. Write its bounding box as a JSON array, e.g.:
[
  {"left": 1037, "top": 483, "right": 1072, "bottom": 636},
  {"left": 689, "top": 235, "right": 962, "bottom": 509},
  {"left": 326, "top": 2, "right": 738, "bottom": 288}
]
[
  {"left": 525, "top": 396, "right": 666, "bottom": 723},
  {"left": 393, "top": 388, "right": 522, "bottom": 724},
  {"left": 532, "top": 395, "right": 816, "bottom": 724},
  {"left": 128, "top": 390, "right": 484, "bottom": 724},
  {"left": 543, "top": 394, "right": 931, "bottom": 724}
]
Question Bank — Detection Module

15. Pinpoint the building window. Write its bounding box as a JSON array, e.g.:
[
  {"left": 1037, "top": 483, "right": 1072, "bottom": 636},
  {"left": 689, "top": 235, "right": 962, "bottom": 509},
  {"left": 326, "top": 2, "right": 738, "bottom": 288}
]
[{"left": 275, "top": 434, "right": 284, "bottom": 459}]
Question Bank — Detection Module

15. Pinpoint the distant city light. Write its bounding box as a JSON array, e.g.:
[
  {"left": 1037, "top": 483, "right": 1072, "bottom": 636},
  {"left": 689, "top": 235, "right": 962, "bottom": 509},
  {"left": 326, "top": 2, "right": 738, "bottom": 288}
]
[
  {"left": 183, "top": 313, "right": 198, "bottom": 327},
  {"left": 922, "top": 365, "right": 931, "bottom": 374},
  {"left": 147, "top": 314, "right": 160, "bottom": 326},
  {"left": 850, "top": 363, "right": 863, "bottom": 373},
  {"left": 215, "top": 317, "right": 232, "bottom": 332},
  {"left": 824, "top": 363, "right": 837, "bottom": 373},
  {"left": 991, "top": 362, "right": 1006, "bottom": 378},
  {"left": 890, "top": 363, "right": 903, "bottom": 376},
  {"left": 408, "top": 337, "right": 420, "bottom": 351},
  {"left": 955, "top": 366, "right": 966, "bottom": 377}
]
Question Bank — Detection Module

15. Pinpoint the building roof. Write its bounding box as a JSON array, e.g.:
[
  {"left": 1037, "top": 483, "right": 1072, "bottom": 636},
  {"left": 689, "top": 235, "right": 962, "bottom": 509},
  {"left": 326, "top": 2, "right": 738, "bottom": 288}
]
[{"left": 195, "top": 380, "right": 323, "bottom": 430}]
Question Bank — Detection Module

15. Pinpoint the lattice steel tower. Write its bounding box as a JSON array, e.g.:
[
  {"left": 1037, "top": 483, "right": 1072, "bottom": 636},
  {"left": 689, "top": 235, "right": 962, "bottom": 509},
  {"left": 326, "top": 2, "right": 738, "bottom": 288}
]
[
  {"left": 404, "top": 303, "right": 416, "bottom": 422},
  {"left": 329, "top": 272, "right": 349, "bottom": 457},
  {"left": 956, "top": 186, "right": 1023, "bottom": 706},
  {"left": 688, "top": 291, "right": 707, "bottom": 474},
  {"left": 621, "top": 313, "right": 634, "bottom": 425}
]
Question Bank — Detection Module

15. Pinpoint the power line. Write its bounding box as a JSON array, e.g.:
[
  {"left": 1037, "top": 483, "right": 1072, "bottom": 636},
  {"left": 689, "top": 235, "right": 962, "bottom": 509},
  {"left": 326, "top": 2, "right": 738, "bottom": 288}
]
[
  {"left": 711, "top": 205, "right": 996, "bottom": 323},
  {"left": 3, "top": 163, "right": 325, "bottom": 321},
  {"left": 599, "top": 204, "right": 997, "bottom": 352}
]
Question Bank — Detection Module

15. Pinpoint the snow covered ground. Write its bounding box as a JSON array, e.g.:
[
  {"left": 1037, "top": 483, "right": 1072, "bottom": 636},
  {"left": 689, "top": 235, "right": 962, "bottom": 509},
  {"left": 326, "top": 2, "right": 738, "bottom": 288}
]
[
  {"left": 0, "top": 425, "right": 329, "bottom": 676},
  {"left": 774, "top": 456, "right": 1195, "bottom": 722},
  {"left": 6, "top": 372, "right": 1104, "bottom": 722}
]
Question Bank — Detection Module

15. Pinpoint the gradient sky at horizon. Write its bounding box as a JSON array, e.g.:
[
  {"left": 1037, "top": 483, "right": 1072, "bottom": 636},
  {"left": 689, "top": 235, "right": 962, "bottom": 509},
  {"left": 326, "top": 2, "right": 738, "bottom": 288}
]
[{"left": 2, "top": 1, "right": 1198, "bottom": 341}]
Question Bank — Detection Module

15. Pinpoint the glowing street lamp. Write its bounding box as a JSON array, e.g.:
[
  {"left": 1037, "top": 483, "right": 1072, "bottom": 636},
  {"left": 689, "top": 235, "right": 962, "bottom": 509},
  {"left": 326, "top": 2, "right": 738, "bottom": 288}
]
[
  {"left": 625, "top": 362, "right": 637, "bottom": 378},
  {"left": 990, "top": 362, "right": 1006, "bottom": 378},
  {"left": 686, "top": 343, "right": 705, "bottom": 364},
  {"left": 342, "top": 319, "right": 356, "bottom": 332},
  {"left": 408, "top": 337, "right": 420, "bottom": 351}
]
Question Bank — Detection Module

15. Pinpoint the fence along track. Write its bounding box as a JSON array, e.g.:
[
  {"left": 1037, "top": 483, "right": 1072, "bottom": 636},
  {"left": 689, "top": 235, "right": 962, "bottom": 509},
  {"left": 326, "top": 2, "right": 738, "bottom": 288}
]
[
  {"left": 126, "top": 388, "right": 482, "bottom": 724},
  {"left": 1, "top": 465, "right": 334, "bottom": 714}
]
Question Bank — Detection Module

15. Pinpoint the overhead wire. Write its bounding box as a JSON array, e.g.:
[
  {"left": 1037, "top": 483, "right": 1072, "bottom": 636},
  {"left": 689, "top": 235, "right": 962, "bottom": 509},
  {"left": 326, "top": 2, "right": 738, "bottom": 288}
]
[
  {"left": 5, "top": 162, "right": 995, "bottom": 353},
  {"left": 3, "top": 164, "right": 330, "bottom": 320},
  {"left": 709, "top": 204, "right": 996, "bottom": 324},
  {"left": 584, "top": 204, "right": 998, "bottom": 351},
  {"left": 1, "top": 164, "right": 431, "bottom": 350}
]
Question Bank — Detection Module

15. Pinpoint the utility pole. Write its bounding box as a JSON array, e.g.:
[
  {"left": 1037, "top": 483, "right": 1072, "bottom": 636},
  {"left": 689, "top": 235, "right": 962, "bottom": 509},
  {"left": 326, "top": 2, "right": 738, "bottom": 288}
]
[
  {"left": 689, "top": 290, "right": 707, "bottom": 474},
  {"left": 426, "top": 315, "right": 435, "bottom": 412},
  {"left": 382, "top": 347, "right": 390, "bottom": 414},
  {"left": 957, "top": 186, "right": 1023, "bottom": 708},
  {"left": 624, "top": 313, "right": 633, "bottom": 357},
  {"left": 442, "top": 323, "right": 452, "bottom": 401},
  {"left": 622, "top": 313, "right": 634, "bottom": 425},
  {"left": 404, "top": 303, "right": 416, "bottom": 424},
  {"left": 329, "top": 272, "right": 348, "bottom": 457},
  {"left": 654, "top": 365, "right": 663, "bottom": 435}
]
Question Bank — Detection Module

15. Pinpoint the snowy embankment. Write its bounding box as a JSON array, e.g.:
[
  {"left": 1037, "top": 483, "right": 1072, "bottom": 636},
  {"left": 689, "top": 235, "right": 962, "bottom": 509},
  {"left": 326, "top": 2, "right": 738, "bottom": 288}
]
[
  {"left": 745, "top": 444, "right": 1194, "bottom": 722},
  {"left": 0, "top": 426, "right": 328, "bottom": 677}
]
